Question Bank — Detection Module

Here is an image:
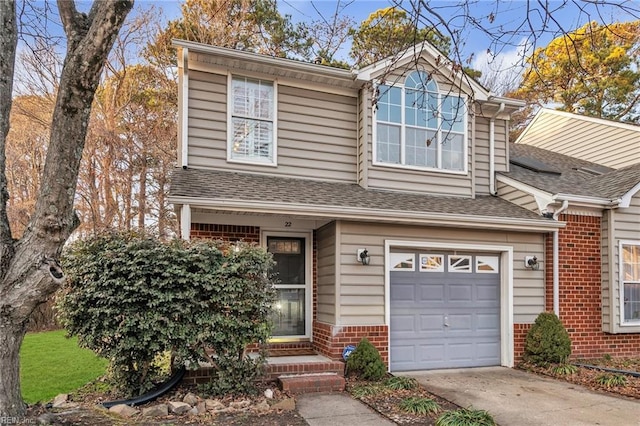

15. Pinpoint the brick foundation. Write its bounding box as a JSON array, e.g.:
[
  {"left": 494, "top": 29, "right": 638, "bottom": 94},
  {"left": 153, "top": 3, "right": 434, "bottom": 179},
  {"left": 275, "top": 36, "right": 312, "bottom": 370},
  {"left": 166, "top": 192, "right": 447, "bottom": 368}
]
[
  {"left": 514, "top": 323, "right": 532, "bottom": 363},
  {"left": 313, "top": 322, "right": 389, "bottom": 365},
  {"left": 545, "top": 214, "right": 640, "bottom": 359},
  {"left": 190, "top": 223, "right": 260, "bottom": 243}
]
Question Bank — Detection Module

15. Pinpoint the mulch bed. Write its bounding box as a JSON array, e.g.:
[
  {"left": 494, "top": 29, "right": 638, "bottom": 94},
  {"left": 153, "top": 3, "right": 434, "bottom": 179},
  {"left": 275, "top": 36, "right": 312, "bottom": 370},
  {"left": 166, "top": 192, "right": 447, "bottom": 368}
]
[
  {"left": 346, "top": 378, "right": 461, "bottom": 425},
  {"left": 519, "top": 358, "right": 640, "bottom": 400}
]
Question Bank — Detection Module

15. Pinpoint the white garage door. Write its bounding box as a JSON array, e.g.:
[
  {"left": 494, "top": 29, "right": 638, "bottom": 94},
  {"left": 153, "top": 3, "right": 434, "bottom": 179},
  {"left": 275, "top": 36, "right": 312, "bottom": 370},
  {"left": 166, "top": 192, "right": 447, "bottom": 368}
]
[{"left": 390, "top": 252, "right": 501, "bottom": 371}]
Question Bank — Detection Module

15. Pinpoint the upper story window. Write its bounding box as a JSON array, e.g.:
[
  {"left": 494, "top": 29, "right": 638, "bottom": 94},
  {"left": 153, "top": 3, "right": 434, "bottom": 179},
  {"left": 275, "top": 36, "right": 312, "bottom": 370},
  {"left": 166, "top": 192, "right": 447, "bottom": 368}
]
[
  {"left": 228, "top": 75, "right": 277, "bottom": 165},
  {"left": 621, "top": 242, "right": 640, "bottom": 324},
  {"left": 374, "top": 71, "right": 466, "bottom": 172}
]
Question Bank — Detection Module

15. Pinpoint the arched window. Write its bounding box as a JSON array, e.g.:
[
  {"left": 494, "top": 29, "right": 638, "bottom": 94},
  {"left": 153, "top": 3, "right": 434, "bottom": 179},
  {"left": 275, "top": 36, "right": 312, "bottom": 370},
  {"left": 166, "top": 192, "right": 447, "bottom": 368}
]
[{"left": 375, "top": 71, "right": 466, "bottom": 172}]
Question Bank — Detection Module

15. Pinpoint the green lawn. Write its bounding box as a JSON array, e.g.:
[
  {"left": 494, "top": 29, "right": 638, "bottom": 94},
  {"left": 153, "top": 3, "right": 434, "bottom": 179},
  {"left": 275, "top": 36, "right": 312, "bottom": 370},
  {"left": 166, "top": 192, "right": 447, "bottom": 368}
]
[{"left": 20, "top": 329, "right": 108, "bottom": 404}]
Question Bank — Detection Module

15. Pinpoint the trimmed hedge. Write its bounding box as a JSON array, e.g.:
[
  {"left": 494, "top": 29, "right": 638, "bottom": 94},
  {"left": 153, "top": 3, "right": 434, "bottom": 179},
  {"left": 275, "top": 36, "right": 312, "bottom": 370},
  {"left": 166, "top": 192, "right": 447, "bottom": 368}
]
[{"left": 58, "top": 232, "right": 275, "bottom": 396}]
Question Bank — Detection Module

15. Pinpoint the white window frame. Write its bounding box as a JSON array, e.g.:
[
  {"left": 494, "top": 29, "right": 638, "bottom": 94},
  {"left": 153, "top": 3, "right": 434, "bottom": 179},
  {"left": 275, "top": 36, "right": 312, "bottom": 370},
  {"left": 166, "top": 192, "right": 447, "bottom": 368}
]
[
  {"left": 372, "top": 71, "right": 468, "bottom": 175},
  {"left": 389, "top": 252, "right": 416, "bottom": 271},
  {"left": 419, "top": 253, "right": 445, "bottom": 272},
  {"left": 619, "top": 240, "right": 640, "bottom": 326},
  {"left": 227, "top": 73, "right": 278, "bottom": 166}
]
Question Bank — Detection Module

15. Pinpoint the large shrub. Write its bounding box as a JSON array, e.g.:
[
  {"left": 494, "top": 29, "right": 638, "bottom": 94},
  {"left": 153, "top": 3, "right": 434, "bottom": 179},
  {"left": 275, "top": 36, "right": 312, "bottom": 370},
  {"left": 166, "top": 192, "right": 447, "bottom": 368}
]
[
  {"left": 57, "top": 232, "right": 275, "bottom": 396},
  {"left": 346, "top": 337, "right": 387, "bottom": 381},
  {"left": 523, "top": 312, "right": 572, "bottom": 366}
]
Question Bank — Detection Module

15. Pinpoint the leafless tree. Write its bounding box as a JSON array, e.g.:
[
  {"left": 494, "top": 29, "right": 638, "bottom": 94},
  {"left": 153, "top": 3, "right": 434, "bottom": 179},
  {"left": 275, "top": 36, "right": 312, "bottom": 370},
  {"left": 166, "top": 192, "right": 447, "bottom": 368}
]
[{"left": 0, "top": 0, "right": 133, "bottom": 416}]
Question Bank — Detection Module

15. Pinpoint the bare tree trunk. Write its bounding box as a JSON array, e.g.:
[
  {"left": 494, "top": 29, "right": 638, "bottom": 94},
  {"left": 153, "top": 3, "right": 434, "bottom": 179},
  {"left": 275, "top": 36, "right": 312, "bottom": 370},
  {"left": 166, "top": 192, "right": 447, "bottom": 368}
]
[
  {"left": 138, "top": 156, "right": 147, "bottom": 229},
  {"left": 0, "top": 320, "right": 25, "bottom": 416},
  {"left": 0, "top": 0, "right": 133, "bottom": 416}
]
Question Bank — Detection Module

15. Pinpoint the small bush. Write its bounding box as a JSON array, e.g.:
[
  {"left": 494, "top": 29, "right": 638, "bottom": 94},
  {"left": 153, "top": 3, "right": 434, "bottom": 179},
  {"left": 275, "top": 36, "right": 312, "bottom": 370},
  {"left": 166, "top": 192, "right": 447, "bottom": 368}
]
[
  {"left": 399, "top": 397, "right": 440, "bottom": 415},
  {"left": 350, "top": 383, "right": 384, "bottom": 398},
  {"left": 551, "top": 363, "right": 578, "bottom": 375},
  {"left": 436, "top": 408, "right": 496, "bottom": 426},
  {"left": 523, "top": 312, "right": 572, "bottom": 366},
  {"left": 595, "top": 373, "right": 628, "bottom": 388},
  {"left": 385, "top": 376, "right": 419, "bottom": 390},
  {"left": 346, "top": 337, "right": 387, "bottom": 381}
]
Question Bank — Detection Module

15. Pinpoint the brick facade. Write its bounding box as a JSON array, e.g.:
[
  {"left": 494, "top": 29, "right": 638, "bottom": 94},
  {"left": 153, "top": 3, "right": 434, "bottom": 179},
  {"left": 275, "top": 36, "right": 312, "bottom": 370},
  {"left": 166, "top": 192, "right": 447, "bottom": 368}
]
[
  {"left": 513, "top": 323, "right": 532, "bottom": 363},
  {"left": 545, "top": 214, "right": 640, "bottom": 359},
  {"left": 190, "top": 223, "right": 260, "bottom": 243},
  {"left": 313, "top": 322, "right": 389, "bottom": 364}
]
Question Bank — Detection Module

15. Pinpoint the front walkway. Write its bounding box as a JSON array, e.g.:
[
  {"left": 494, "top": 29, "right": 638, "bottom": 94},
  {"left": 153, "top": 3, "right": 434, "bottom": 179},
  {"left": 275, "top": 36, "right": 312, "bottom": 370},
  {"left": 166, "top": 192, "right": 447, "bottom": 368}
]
[{"left": 402, "top": 367, "right": 639, "bottom": 426}]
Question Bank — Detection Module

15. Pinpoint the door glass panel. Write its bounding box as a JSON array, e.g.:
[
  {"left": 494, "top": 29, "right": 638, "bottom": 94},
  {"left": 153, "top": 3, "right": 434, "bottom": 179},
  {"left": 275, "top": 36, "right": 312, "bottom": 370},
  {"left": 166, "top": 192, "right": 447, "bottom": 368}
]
[
  {"left": 269, "top": 237, "right": 305, "bottom": 285},
  {"left": 268, "top": 236, "right": 306, "bottom": 336},
  {"left": 272, "top": 288, "right": 306, "bottom": 336}
]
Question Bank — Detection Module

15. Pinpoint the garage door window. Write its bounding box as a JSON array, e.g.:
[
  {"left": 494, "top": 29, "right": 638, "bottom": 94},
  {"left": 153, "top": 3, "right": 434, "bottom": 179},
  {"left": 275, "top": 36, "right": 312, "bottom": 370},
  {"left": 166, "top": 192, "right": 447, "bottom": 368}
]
[
  {"left": 448, "top": 255, "right": 472, "bottom": 272},
  {"left": 476, "top": 256, "right": 499, "bottom": 273},
  {"left": 420, "top": 254, "right": 444, "bottom": 272},
  {"left": 391, "top": 253, "right": 415, "bottom": 271}
]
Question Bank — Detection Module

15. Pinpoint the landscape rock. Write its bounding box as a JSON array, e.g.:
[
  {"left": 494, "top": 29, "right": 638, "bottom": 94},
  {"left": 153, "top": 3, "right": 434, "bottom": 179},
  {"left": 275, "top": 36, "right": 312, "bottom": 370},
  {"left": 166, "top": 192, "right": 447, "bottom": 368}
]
[
  {"left": 196, "top": 401, "right": 207, "bottom": 414},
  {"left": 142, "top": 404, "right": 168, "bottom": 417},
  {"left": 37, "top": 413, "right": 58, "bottom": 425},
  {"left": 253, "top": 399, "right": 270, "bottom": 413},
  {"left": 168, "top": 401, "right": 192, "bottom": 415},
  {"left": 229, "top": 399, "right": 251, "bottom": 410},
  {"left": 51, "top": 394, "right": 69, "bottom": 408},
  {"left": 205, "top": 399, "right": 225, "bottom": 411},
  {"left": 183, "top": 392, "right": 200, "bottom": 406},
  {"left": 264, "top": 388, "right": 274, "bottom": 399},
  {"left": 271, "top": 397, "right": 295, "bottom": 411},
  {"left": 108, "top": 404, "right": 139, "bottom": 418},
  {"left": 188, "top": 407, "right": 199, "bottom": 416}
]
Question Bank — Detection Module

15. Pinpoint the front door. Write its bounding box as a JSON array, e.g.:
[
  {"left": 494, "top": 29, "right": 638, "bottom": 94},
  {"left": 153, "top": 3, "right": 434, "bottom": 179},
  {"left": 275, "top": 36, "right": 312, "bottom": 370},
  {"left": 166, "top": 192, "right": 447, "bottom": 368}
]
[{"left": 267, "top": 235, "right": 310, "bottom": 339}]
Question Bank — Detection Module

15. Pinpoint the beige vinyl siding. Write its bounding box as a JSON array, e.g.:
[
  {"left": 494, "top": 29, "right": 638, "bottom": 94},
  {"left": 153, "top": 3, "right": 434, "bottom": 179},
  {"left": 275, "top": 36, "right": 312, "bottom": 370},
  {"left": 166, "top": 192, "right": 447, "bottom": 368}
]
[
  {"left": 602, "top": 210, "right": 612, "bottom": 331},
  {"left": 337, "top": 221, "right": 545, "bottom": 325},
  {"left": 518, "top": 111, "right": 640, "bottom": 169},
  {"left": 494, "top": 119, "right": 508, "bottom": 172},
  {"left": 186, "top": 69, "right": 358, "bottom": 182},
  {"left": 316, "top": 222, "right": 337, "bottom": 324},
  {"left": 497, "top": 181, "right": 540, "bottom": 213},
  {"left": 611, "top": 193, "right": 640, "bottom": 332},
  {"left": 474, "top": 117, "right": 490, "bottom": 194}
]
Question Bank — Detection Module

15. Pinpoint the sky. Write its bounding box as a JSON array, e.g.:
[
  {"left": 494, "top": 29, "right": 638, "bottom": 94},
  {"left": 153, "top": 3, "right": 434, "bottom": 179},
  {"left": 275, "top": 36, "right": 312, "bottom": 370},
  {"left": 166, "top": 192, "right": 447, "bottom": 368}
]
[
  {"left": 144, "top": 0, "right": 639, "bottom": 92},
  {"left": 17, "top": 0, "right": 640, "bottom": 95}
]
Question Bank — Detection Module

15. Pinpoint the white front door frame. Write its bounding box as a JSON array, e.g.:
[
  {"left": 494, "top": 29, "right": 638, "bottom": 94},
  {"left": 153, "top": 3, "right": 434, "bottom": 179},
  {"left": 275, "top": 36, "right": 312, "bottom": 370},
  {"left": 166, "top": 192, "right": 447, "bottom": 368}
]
[
  {"left": 384, "top": 240, "right": 514, "bottom": 370},
  {"left": 261, "top": 229, "right": 313, "bottom": 341}
]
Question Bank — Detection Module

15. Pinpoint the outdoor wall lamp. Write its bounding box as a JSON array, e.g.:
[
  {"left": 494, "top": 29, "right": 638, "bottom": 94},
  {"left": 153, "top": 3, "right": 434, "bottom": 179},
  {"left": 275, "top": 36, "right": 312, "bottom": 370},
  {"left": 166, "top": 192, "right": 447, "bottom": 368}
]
[
  {"left": 357, "top": 248, "right": 371, "bottom": 265},
  {"left": 524, "top": 256, "right": 540, "bottom": 270}
]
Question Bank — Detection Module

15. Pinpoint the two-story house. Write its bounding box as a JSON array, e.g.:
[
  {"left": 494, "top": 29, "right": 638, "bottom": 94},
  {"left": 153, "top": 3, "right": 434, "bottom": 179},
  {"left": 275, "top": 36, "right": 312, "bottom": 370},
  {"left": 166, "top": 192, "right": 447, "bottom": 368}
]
[
  {"left": 168, "top": 40, "right": 565, "bottom": 373},
  {"left": 498, "top": 109, "right": 640, "bottom": 358}
]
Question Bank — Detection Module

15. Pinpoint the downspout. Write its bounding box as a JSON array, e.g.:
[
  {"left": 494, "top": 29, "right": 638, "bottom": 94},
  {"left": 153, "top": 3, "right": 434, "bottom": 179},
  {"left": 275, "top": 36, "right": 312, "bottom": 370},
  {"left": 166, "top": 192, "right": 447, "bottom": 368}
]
[
  {"left": 489, "top": 102, "right": 505, "bottom": 195},
  {"left": 552, "top": 200, "right": 569, "bottom": 316},
  {"left": 180, "top": 47, "right": 189, "bottom": 169}
]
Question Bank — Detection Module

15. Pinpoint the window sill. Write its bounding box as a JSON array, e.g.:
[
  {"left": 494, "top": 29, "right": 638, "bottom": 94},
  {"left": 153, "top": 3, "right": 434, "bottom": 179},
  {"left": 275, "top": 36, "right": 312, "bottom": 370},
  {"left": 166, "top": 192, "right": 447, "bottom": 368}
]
[
  {"left": 372, "top": 161, "right": 468, "bottom": 176},
  {"left": 227, "top": 158, "right": 278, "bottom": 168}
]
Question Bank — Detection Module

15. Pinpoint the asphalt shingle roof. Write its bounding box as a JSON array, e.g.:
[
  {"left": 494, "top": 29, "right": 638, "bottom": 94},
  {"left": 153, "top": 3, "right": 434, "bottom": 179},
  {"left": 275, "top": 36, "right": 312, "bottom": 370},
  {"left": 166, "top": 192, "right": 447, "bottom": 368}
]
[
  {"left": 169, "top": 168, "right": 550, "bottom": 222},
  {"left": 504, "top": 144, "right": 640, "bottom": 199}
]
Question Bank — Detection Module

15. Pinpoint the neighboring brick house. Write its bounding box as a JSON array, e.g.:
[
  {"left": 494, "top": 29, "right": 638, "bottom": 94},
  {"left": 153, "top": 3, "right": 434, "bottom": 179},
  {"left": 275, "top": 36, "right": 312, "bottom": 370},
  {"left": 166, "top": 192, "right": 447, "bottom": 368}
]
[
  {"left": 498, "top": 142, "right": 640, "bottom": 358},
  {"left": 168, "top": 39, "right": 569, "bottom": 373}
]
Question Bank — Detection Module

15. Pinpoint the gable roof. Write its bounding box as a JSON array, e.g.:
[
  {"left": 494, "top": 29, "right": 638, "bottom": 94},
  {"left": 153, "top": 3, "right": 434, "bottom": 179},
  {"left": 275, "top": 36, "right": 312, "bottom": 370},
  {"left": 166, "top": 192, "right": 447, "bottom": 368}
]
[
  {"left": 503, "top": 144, "right": 640, "bottom": 204},
  {"left": 169, "top": 168, "right": 561, "bottom": 231},
  {"left": 174, "top": 39, "right": 523, "bottom": 110},
  {"left": 515, "top": 109, "right": 640, "bottom": 169}
]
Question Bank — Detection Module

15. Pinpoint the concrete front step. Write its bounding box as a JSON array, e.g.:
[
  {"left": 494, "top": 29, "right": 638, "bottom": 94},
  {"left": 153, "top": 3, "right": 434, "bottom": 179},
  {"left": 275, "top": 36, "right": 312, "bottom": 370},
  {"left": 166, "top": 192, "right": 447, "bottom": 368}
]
[{"left": 279, "top": 372, "right": 345, "bottom": 393}]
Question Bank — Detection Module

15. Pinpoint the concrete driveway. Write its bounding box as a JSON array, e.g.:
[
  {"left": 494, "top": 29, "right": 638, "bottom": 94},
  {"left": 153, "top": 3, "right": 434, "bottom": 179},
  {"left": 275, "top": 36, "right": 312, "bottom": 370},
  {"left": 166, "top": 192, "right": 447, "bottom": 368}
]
[{"left": 401, "top": 367, "right": 640, "bottom": 426}]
